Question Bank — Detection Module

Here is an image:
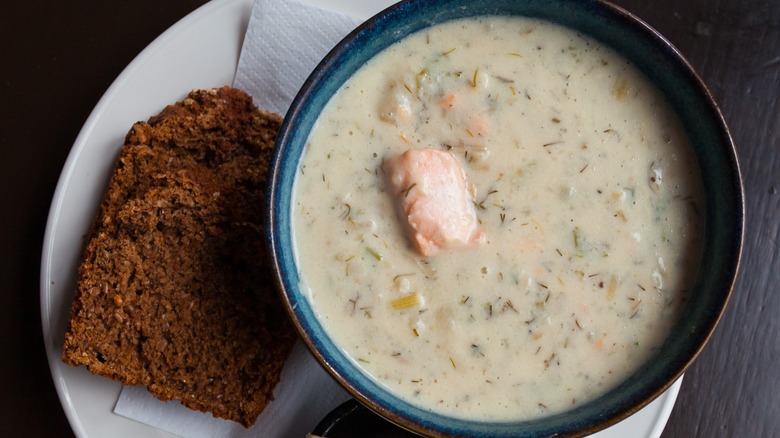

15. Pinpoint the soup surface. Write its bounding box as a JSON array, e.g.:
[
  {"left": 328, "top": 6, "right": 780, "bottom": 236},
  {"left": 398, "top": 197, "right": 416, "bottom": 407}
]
[{"left": 293, "top": 16, "right": 703, "bottom": 421}]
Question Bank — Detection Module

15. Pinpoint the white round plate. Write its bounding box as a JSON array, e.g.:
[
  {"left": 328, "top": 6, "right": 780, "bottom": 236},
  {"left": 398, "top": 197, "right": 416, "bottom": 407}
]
[{"left": 40, "top": 0, "right": 682, "bottom": 437}]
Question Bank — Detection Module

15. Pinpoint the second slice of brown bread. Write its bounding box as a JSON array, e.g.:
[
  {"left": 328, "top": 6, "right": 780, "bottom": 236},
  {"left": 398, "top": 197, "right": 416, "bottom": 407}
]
[{"left": 61, "top": 87, "right": 297, "bottom": 427}]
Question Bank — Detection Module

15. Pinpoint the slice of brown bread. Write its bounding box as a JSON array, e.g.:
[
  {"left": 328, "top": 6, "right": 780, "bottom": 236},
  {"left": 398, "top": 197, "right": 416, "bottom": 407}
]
[{"left": 61, "top": 86, "right": 297, "bottom": 427}]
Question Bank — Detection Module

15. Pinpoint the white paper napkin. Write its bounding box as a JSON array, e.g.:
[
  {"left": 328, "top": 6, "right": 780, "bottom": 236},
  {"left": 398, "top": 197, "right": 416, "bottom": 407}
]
[
  {"left": 113, "top": 1, "right": 362, "bottom": 436},
  {"left": 234, "top": 0, "right": 364, "bottom": 115}
]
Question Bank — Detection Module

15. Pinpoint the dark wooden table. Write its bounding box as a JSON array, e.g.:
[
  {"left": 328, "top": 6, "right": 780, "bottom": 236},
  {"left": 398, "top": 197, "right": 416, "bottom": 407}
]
[{"left": 2, "top": 0, "right": 776, "bottom": 436}]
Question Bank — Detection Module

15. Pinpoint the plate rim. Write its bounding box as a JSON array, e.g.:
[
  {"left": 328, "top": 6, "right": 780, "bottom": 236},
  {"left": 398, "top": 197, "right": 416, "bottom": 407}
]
[{"left": 40, "top": 0, "right": 251, "bottom": 436}]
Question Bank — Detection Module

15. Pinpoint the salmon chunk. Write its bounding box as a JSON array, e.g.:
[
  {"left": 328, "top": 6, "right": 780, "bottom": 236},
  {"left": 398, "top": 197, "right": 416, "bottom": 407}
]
[{"left": 383, "top": 149, "right": 485, "bottom": 256}]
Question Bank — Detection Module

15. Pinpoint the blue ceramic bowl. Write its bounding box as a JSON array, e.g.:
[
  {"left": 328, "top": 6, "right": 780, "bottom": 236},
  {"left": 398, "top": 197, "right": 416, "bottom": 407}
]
[{"left": 267, "top": 0, "right": 744, "bottom": 436}]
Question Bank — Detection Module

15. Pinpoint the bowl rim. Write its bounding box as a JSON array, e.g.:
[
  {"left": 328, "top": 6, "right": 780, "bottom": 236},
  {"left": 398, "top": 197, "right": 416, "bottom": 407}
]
[{"left": 267, "top": 0, "right": 744, "bottom": 436}]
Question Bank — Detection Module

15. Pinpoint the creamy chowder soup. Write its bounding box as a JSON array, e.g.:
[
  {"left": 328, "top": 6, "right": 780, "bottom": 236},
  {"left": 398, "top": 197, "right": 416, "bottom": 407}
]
[{"left": 292, "top": 16, "right": 703, "bottom": 421}]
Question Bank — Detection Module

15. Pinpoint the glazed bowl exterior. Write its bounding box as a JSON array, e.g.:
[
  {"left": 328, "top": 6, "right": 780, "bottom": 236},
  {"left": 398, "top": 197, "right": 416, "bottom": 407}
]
[{"left": 267, "top": 0, "right": 744, "bottom": 436}]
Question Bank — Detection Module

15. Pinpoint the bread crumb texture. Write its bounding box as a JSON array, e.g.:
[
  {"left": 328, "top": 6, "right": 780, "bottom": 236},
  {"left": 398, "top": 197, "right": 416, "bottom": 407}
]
[{"left": 61, "top": 86, "right": 295, "bottom": 427}]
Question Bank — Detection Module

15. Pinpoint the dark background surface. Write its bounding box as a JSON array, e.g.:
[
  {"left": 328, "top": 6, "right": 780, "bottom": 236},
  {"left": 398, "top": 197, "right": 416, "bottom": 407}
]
[{"left": 1, "top": 0, "right": 777, "bottom": 436}]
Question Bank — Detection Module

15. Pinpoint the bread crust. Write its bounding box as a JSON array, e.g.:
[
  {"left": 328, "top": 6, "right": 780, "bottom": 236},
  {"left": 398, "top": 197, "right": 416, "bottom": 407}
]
[{"left": 61, "top": 87, "right": 295, "bottom": 427}]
